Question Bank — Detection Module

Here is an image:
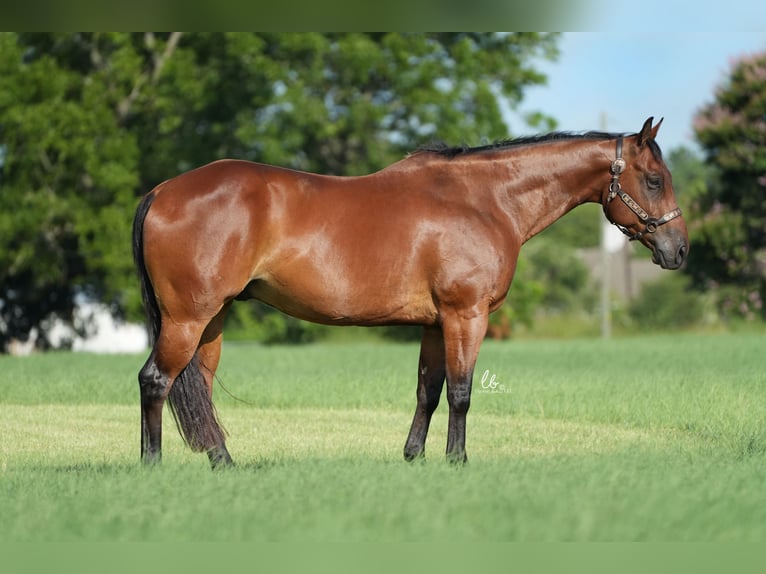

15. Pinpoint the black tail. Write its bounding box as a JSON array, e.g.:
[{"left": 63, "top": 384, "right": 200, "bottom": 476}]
[
  {"left": 167, "top": 356, "right": 228, "bottom": 451},
  {"left": 132, "top": 191, "right": 227, "bottom": 452},
  {"left": 132, "top": 192, "right": 160, "bottom": 345}
]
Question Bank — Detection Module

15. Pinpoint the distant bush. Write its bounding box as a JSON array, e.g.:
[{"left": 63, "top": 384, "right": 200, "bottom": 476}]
[
  {"left": 627, "top": 274, "right": 704, "bottom": 330},
  {"left": 521, "top": 238, "right": 594, "bottom": 313}
]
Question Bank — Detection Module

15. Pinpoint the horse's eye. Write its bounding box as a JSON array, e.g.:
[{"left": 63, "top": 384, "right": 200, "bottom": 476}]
[{"left": 647, "top": 175, "right": 662, "bottom": 190}]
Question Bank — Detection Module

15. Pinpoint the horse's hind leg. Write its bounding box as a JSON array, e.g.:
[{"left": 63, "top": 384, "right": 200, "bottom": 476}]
[
  {"left": 138, "top": 350, "right": 167, "bottom": 464},
  {"left": 138, "top": 320, "right": 207, "bottom": 464},
  {"left": 196, "top": 302, "right": 234, "bottom": 468},
  {"left": 403, "top": 325, "right": 446, "bottom": 461}
]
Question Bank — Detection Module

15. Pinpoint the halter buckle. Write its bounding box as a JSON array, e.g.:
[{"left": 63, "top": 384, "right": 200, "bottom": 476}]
[{"left": 607, "top": 182, "right": 619, "bottom": 202}]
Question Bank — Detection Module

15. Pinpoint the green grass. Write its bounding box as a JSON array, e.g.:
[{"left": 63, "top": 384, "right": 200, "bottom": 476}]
[{"left": 1, "top": 333, "right": 764, "bottom": 541}]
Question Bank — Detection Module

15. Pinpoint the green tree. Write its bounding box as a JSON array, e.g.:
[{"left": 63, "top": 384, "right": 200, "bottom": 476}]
[
  {"left": 690, "top": 52, "right": 766, "bottom": 320},
  {"left": 665, "top": 146, "right": 715, "bottom": 212},
  {"left": 0, "top": 33, "right": 140, "bottom": 349},
  {"left": 1, "top": 32, "right": 560, "bottom": 350}
]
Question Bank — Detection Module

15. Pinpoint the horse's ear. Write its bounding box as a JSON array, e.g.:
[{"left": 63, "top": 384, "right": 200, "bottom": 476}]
[
  {"left": 637, "top": 116, "right": 662, "bottom": 147},
  {"left": 637, "top": 117, "right": 654, "bottom": 147},
  {"left": 651, "top": 117, "right": 664, "bottom": 139}
]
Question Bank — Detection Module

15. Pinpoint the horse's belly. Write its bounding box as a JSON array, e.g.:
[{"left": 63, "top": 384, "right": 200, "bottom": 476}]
[{"left": 242, "top": 273, "right": 438, "bottom": 327}]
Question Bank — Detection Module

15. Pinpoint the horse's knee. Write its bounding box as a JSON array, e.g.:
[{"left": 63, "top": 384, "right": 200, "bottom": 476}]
[{"left": 447, "top": 382, "right": 471, "bottom": 415}]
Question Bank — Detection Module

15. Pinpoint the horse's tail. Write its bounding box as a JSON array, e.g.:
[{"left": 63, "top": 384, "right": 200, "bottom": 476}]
[
  {"left": 132, "top": 191, "right": 160, "bottom": 345},
  {"left": 167, "top": 355, "right": 228, "bottom": 452},
  {"left": 132, "top": 190, "right": 227, "bottom": 452}
]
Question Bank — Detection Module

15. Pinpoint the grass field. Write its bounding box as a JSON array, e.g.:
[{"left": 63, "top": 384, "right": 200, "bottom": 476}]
[{"left": 1, "top": 332, "right": 764, "bottom": 541}]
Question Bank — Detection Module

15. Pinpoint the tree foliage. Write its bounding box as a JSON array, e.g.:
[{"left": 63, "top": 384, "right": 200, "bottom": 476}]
[
  {"left": 0, "top": 32, "right": 559, "bottom": 350},
  {"left": 0, "top": 33, "right": 140, "bottom": 349},
  {"left": 689, "top": 52, "right": 766, "bottom": 320}
]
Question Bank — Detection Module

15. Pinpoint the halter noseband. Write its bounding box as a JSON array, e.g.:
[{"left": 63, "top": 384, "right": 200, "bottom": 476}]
[{"left": 604, "top": 136, "right": 682, "bottom": 241}]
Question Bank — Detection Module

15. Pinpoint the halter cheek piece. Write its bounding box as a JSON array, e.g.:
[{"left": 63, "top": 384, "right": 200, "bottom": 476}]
[{"left": 603, "top": 136, "right": 683, "bottom": 241}]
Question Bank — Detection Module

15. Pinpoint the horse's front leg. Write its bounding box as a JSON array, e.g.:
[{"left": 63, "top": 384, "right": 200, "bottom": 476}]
[
  {"left": 441, "top": 308, "right": 488, "bottom": 464},
  {"left": 404, "top": 325, "right": 446, "bottom": 461}
]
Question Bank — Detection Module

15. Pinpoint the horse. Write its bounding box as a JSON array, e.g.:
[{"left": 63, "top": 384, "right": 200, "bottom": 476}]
[{"left": 132, "top": 116, "right": 688, "bottom": 467}]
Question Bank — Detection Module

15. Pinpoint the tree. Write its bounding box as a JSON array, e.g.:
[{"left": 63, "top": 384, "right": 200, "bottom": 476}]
[
  {"left": 689, "top": 52, "right": 766, "bottom": 320},
  {"left": 0, "top": 32, "right": 560, "bottom": 351},
  {"left": 665, "top": 146, "right": 715, "bottom": 212},
  {"left": 0, "top": 33, "right": 140, "bottom": 349}
]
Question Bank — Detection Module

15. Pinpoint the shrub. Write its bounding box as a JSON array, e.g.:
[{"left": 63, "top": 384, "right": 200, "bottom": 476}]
[{"left": 627, "top": 274, "right": 704, "bottom": 330}]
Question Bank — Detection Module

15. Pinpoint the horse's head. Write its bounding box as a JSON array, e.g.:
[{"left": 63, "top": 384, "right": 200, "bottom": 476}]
[{"left": 603, "top": 117, "right": 689, "bottom": 269}]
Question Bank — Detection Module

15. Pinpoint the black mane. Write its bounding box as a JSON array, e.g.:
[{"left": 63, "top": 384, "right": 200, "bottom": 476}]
[{"left": 416, "top": 130, "right": 638, "bottom": 159}]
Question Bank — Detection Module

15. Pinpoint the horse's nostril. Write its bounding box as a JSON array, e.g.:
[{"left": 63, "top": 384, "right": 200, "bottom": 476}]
[{"left": 677, "top": 243, "right": 688, "bottom": 263}]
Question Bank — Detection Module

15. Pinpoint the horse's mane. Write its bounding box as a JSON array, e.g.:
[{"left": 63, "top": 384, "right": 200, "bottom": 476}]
[{"left": 414, "top": 130, "right": 662, "bottom": 160}]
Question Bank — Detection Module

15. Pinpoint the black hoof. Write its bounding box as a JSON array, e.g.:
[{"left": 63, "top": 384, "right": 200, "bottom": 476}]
[{"left": 207, "top": 446, "right": 234, "bottom": 469}]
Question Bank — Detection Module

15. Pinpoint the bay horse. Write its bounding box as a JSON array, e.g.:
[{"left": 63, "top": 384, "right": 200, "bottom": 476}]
[{"left": 132, "top": 116, "right": 688, "bottom": 467}]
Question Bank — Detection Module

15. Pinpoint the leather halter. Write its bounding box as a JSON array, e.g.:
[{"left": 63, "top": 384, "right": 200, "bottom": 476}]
[{"left": 604, "top": 136, "right": 683, "bottom": 241}]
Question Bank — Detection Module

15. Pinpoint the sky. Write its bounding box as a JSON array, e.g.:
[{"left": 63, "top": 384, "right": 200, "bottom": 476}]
[{"left": 508, "top": 31, "right": 766, "bottom": 153}]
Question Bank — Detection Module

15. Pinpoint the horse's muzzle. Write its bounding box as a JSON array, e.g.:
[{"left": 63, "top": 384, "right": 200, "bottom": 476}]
[{"left": 651, "top": 232, "right": 689, "bottom": 270}]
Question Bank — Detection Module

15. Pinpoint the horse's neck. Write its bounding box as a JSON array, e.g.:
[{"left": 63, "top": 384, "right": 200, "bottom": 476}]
[{"left": 490, "top": 140, "right": 613, "bottom": 243}]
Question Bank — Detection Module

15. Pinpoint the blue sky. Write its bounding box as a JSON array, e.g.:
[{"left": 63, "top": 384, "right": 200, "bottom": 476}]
[{"left": 508, "top": 31, "right": 766, "bottom": 152}]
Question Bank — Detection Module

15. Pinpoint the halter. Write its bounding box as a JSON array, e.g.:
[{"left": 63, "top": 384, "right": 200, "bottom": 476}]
[{"left": 604, "top": 136, "right": 683, "bottom": 241}]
